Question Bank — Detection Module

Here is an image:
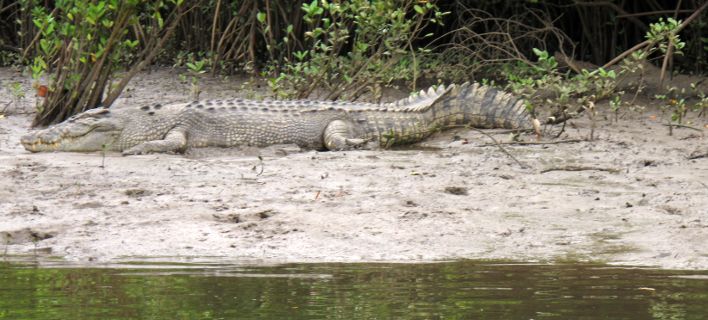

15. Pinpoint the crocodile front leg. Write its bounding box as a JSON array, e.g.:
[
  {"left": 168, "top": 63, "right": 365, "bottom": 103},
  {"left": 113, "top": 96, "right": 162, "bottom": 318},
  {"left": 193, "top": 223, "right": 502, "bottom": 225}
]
[
  {"left": 122, "top": 129, "right": 188, "bottom": 155},
  {"left": 323, "top": 120, "right": 369, "bottom": 150}
]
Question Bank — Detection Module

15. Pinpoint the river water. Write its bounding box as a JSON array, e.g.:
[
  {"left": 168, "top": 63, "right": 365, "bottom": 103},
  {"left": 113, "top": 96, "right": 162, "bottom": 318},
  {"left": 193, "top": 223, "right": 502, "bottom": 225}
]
[{"left": 1, "top": 257, "right": 707, "bottom": 319}]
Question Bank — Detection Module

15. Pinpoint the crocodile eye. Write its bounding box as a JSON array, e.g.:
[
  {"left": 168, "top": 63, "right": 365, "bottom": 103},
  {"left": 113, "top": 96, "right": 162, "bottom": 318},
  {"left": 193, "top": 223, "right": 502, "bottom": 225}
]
[{"left": 92, "top": 122, "right": 117, "bottom": 132}]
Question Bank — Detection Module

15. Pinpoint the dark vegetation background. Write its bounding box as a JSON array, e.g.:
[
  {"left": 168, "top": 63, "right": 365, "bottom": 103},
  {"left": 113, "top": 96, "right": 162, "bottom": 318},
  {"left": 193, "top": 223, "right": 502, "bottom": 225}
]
[{"left": 0, "top": 0, "right": 706, "bottom": 125}]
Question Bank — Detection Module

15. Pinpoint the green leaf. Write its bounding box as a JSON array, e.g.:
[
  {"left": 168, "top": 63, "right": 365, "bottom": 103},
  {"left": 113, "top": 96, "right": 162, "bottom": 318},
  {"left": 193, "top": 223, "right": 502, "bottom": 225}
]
[
  {"left": 413, "top": 5, "right": 425, "bottom": 15},
  {"left": 257, "top": 11, "right": 266, "bottom": 24},
  {"left": 154, "top": 11, "right": 164, "bottom": 28},
  {"left": 532, "top": 48, "right": 548, "bottom": 59}
]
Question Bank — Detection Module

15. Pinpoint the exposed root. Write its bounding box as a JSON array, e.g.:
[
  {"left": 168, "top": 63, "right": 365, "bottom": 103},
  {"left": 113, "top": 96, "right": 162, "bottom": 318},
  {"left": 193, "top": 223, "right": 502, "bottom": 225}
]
[
  {"left": 662, "top": 124, "right": 705, "bottom": 133},
  {"left": 477, "top": 139, "right": 584, "bottom": 147},
  {"left": 467, "top": 127, "right": 528, "bottom": 169}
]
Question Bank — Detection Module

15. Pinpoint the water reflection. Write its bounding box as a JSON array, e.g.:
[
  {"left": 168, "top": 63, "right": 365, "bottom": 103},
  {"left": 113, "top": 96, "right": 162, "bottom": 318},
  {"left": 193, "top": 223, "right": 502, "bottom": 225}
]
[{"left": 1, "top": 257, "right": 707, "bottom": 319}]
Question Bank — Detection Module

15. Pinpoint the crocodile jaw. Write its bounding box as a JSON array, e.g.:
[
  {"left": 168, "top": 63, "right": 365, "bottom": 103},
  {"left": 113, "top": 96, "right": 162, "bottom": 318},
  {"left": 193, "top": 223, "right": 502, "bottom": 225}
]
[
  {"left": 21, "top": 129, "right": 120, "bottom": 152},
  {"left": 21, "top": 109, "right": 124, "bottom": 152}
]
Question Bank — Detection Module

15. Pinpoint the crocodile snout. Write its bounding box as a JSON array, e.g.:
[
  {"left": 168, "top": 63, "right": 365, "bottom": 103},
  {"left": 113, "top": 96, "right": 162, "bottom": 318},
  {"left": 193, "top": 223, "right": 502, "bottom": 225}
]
[
  {"left": 21, "top": 129, "right": 64, "bottom": 152},
  {"left": 20, "top": 133, "right": 36, "bottom": 145},
  {"left": 20, "top": 133, "right": 40, "bottom": 152}
]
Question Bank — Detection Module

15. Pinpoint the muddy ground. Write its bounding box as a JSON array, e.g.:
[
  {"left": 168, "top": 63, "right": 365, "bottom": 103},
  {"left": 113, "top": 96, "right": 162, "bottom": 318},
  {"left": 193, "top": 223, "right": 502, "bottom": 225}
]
[{"left": 1, "top": 67, "right": 707, "bottom": 269}]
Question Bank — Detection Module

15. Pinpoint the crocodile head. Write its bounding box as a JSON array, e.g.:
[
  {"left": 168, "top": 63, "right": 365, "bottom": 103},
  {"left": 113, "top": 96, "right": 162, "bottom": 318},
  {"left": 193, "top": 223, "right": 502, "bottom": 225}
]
[{"left": 21, "top": 108, "right": 125, "bottom": 152}]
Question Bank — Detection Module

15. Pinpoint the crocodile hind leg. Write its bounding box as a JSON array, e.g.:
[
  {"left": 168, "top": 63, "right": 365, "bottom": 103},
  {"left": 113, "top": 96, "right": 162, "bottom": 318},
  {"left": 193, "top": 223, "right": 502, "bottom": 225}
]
[
  {"left": 323, "top": 120, "right": 369, "bottom": 150},
  {"left": 122, "top": 129, "right": 188, "bottom": 155}
]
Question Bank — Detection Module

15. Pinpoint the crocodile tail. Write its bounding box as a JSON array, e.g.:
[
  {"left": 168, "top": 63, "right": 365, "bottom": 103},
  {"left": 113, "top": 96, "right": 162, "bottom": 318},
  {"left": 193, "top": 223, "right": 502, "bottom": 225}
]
[
  {"left": 434, "top": 82, "right": 532, "bottom": 129},
  {"left": 384, "top": 85, "right": 453, "bottom": 111}
]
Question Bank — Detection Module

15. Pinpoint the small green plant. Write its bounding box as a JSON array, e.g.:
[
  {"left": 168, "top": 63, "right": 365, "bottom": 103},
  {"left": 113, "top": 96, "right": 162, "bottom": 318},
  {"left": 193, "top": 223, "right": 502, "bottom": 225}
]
[
  {"left": 0, "top": 51, "right": 20, "bottom": 67},
  {"left": 499, "top": 13, "right": 696, "bottom": 129},
  {"left": 237, "top": 80, "right": 265, "bottom": 100},
  {"left": 100, "top": 143, "right": 108, "bottom": 168},
  {"left": 690, "top": 83, "right": 707, "bottom": 118},
  {"left": 645, "top": 17, "right": 686, "bottom": 87},
  {"left": 646, "top": 18, "right": 686, "bottom": 55},
  {"left": 10, "top": 82, "right": 25, "bottom": 109},
  {"left": 186, "top": 58, "right": 208, "bottom": 100},
  {"left": 503, "top": 48, "right": 628, "bottom": 125},
  {"left": 1, "top": 81, "right": 26, "bottom": 114},
  {"left": 655, "top": 87, "right": 689, "bottom": 135},
  {"left": 609, "top": 95, "right": 622, "bottom": 122},
  {"left": 584, "top": 98, "right": 597, "bottom": 141}
]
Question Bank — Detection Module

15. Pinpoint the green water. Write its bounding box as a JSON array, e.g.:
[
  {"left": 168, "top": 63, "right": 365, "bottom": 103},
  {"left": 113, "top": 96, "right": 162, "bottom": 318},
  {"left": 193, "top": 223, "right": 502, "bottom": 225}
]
[{"left": 1, "top": 257, "right": 707, "bottom": 319}]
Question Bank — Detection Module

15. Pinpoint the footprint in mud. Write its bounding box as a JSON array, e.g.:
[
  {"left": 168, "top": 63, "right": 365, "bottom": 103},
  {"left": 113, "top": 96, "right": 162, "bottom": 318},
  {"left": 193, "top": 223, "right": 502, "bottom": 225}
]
[
  {"left": 8, "top": 205, "right": 42, "bottom": 216},
  {"left": 124, "top": 188, "right": 152, "bottom": 198},
  {"left": 213, "top": 209, "right": 276, "bottom": 224},
  {"left": 443, "top": 186, "right": 468, "bottom": 195},
  {"left": 398, "top": 210, "right": 429, "bottom": 221},
  {"left": 7, "top": 161, "right": 48, "bottom": 180},
  {"left": 0, "top": 228, "right": 56, "bottom": 245}
]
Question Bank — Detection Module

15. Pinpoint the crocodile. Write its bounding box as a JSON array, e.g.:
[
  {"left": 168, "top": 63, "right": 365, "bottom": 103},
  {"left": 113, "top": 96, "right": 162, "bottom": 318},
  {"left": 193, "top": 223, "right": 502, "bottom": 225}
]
[{"left": 21, "top": 82, "right": 531, "bottom": 155}]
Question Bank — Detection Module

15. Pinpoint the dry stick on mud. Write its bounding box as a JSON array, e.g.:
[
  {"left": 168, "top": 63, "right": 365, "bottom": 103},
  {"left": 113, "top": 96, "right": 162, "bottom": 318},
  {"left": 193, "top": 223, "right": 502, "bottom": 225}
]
[
  {"left": 662, "top": 123, "right": 705, "bottom": 133},
  {"left": 390, "top": 120, "right": 530, "bottom": 169},
  {"left": 253, "top": 156, "right": 264, "bottom": 176},
  {"left": 688, "top": 150, "right": 708, "bottom": 160},
  {"left": 540, "top": 165, "right": 621, "bottom": 174},
  {"left": 478, "top": 139, "right": 584, "bottom": 147},
  {"left": 467, "top": 127, "right": 528, "bottom": 169},
  {"left": 1, "top": 101, "right": 11, "bottom": 113}
]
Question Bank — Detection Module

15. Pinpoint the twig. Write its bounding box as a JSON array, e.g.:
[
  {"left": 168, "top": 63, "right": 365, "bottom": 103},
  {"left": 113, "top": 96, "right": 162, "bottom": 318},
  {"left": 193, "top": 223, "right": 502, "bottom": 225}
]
[
  {"left": 659, "top": 0, "right": 684, "bottom": 88},
  {"left": 673, "top": 0, "right": 683, "bottom": 19},
  {"left": 659, "top": 36, "right": 674, "bottom": 88},
  {"left": 616, "top": 9, "right": 694, "bottom": 18},
  {"left": 662, "top": 123, "right": 704, "bottom": 132},
  {"left": 0, "top": 44, "right": 21, "bottom": 53},
  {"left": 1, "top": 101, "right": 11, "bottom": 113},
  {"left": 210, "top": 0, "right": 222, "bottom": 55},
  {"left": 467, "top": 127, "right": 528, "bottom": 169},
  {"left": 0, "top": 1, "right": 20, "bottom": 15},
  {"left": 478, "top": 139, "right": 584, "bottom": 147},
  {"left": 252, "top": 155, "right": 264, "bottom": 176},
  {"left": 602, "top": 40, "right": 652, "bottom": 69},
  {"left": 688, "top": 152, "right": 707, "bottom": 160},
  {"left": 573, "top": 1, "right": 648, "bottom": 31},
  {"left": 603, "top": 1, "right": 708, "bottom": 69},
  {"left": 482, "top": 128, "right": 536, "bottom": 134},
  {"left": 553, "top": 119, "right": 567, "bottom": 138},
  {"left": 540, "top": 165, "right": 621, "bottom": 174}
]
